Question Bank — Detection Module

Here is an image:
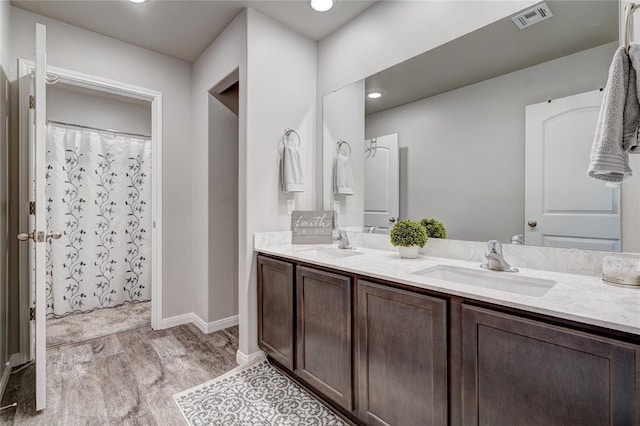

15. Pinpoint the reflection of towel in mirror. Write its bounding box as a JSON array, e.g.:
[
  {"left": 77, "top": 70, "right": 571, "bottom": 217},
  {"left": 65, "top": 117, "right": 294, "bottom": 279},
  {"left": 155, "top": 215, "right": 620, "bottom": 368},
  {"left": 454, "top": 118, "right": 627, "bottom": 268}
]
[
  {"left": 588, "top": 44, "right": 640, "bottom": 183},
  {"left": 333, "top": 153, "right": 354, "bottom": 195},
  {"left": 281, "top": 146, "right": 305, "bottom": 193}
]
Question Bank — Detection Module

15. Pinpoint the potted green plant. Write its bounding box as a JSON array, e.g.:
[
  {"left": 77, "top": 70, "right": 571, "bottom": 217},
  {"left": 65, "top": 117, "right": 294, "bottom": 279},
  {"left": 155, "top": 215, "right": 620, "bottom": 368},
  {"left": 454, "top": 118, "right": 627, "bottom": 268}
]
[
  {"left": 419, "top": 218, "right": 447, "bottom": 239},
  {"left": 390, "top": 220, "right": 427, "bottom": 258}
]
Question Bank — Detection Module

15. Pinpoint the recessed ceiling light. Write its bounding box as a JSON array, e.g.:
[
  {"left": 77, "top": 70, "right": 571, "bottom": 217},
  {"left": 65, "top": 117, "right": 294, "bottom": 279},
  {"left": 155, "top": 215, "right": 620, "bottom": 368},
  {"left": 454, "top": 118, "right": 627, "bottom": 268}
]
[
  {"left": 129, "top": 0, "right": 148, "bottom": 3},
  {"left": 309, "top": 0, "right": 335, "bottom": 12},
  {"left": 367, "top": 91, "right": 383, "bottom": 100}
]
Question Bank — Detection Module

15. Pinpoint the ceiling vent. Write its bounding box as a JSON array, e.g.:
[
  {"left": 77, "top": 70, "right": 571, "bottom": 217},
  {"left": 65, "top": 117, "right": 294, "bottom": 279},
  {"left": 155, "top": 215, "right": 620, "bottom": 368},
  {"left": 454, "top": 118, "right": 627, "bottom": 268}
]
[{"left": 512, "top": 3, "right": 553, "bottom": 30}]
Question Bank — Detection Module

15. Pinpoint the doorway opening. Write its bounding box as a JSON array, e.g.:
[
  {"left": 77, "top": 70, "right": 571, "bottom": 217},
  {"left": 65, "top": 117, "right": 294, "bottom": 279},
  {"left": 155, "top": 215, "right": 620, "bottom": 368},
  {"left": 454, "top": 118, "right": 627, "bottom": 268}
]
[
  {"left": 16, "top": 59, "right": 163, "bottom": 365},
  {"left": 44, "top": 83, "right": 153, "bottom": 347},
  {"left": 206, "top": 69, "right": 239, "bottom": 332}
]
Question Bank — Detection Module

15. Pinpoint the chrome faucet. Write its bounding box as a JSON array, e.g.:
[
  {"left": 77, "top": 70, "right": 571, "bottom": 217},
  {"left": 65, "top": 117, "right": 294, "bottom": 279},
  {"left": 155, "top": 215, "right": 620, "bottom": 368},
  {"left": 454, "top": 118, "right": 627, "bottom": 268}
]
[
  {"left": 481, "top": 240, "right": 518, "bottom": 272},
  {"left": 510, "top": 234, "right": 524, "bottom": 245},
  {"left": 335, "top": 230, "right": 355, "bottom": 250}
]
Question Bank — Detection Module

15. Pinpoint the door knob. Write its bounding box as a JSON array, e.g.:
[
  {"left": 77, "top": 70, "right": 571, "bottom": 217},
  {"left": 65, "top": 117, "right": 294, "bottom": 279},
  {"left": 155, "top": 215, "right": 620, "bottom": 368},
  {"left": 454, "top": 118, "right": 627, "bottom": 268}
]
[
  {"left": 17, "top": 230, "right": 62, "bottom": 242},
  {"left": 527, "top": 220, "right": 538, "bottom": 228},
  {"left": 389, "top": 217, "right": 397, "bottom": 224},
  {"left": 17, "top": 231, "right": 34, "bottom": 241},
  {"left": 47, "top": 231, "right": 62, "bottom": 240}
]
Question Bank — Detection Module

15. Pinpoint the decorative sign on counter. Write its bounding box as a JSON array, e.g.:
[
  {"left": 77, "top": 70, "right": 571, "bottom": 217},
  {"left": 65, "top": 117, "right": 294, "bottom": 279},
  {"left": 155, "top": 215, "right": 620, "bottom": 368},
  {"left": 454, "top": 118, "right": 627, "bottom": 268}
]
[{"left": 292, "top": 210, "right": 334, "bottom": 244}]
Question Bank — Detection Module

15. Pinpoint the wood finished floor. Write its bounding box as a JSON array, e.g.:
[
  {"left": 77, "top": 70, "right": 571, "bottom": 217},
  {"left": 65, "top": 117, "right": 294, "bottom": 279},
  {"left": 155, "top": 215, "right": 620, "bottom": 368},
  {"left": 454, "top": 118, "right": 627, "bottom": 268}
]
[{"left": 0, "top": 324, "right": 239, "bottom": 426}]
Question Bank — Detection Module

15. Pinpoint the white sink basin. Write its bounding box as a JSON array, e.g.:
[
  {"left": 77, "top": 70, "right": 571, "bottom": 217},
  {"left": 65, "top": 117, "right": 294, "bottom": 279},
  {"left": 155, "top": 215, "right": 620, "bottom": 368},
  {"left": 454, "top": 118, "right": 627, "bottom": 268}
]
[
  {"left": 296, "top": 247, "right": 363, "bottom": 260},
  {"left": 414, "top": 265, "right": 556, "bottom": 297}
]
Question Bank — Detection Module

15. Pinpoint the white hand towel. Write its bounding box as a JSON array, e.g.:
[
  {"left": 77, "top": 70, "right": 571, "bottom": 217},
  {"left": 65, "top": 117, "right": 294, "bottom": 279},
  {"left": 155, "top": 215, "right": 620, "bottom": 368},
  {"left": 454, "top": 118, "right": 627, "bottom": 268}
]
[
  {"left": 333, "top": 153, "right": 354, "bottom": 195},
  {"left": 281, "top": 145, "right": 305, "bottom": 193},
  {"left": 588, "top": 44, "right": 640, "bottom": 183}
]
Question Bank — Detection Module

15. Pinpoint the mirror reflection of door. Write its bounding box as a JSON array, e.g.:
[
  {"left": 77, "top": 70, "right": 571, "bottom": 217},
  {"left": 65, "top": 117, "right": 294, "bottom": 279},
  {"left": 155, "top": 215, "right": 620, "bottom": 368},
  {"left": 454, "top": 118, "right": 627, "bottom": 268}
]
[
  {"left": 364, "top": 133, "right": 399, "bottom": 230},
  {"left": 525, "top": 89, "right": 621, "bottom": 251}
]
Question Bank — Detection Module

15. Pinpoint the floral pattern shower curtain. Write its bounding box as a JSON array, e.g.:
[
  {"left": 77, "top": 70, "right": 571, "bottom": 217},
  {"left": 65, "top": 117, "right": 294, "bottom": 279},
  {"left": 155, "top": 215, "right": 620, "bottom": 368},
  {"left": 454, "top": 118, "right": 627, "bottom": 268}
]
[{"left": 45, "top": 125, "right": 152, "bottom": 318}]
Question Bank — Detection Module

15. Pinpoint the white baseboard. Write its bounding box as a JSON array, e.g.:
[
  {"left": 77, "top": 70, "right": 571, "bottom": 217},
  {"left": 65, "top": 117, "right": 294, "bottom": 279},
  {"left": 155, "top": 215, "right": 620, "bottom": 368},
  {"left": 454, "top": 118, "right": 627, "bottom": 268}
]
[
  {"left": 192, "top": 314, "right": 239, "bottom": 334},
  {"left": 9, "top": 352, "right": 30, "bottom": 368},
  {"left": 160, "top": 312, "right": 239, "bottom": 335},
  {"left": 0, "top": 361, "right": 10, "bottom": 401},
  {"left": 236, "top": 349, "right": 265, "bottom": 365},
  {"left": 159, "top": 313, "right": 193, "bottom": 330}
]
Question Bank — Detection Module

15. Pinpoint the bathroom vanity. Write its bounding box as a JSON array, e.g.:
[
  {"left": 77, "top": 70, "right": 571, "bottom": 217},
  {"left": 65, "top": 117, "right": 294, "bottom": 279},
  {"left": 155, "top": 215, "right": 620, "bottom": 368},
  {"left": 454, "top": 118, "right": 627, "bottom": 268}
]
[
  {"left": 253, "top": 2, "right": 640, "bottom": 424},
  {"left": 255, "top": 244, "right": 640, "bottom": 426}
]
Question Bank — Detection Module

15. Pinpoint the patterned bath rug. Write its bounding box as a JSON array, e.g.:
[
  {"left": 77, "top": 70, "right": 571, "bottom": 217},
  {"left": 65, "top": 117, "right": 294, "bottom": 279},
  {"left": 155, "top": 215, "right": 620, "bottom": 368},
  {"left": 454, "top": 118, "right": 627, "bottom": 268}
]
[{"left": 173, "top": 355, "right": 347, "bottom": 426}]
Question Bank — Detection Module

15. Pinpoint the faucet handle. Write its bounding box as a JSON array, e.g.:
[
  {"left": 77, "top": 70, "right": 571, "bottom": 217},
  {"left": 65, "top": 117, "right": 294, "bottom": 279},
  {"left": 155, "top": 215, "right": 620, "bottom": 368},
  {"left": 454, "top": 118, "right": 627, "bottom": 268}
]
[
  {"left": 335, "top": 229, "right": 355, "bottom": 249},
  {"left": 486, "top": 239, "right": 503, "bottom": 255}
]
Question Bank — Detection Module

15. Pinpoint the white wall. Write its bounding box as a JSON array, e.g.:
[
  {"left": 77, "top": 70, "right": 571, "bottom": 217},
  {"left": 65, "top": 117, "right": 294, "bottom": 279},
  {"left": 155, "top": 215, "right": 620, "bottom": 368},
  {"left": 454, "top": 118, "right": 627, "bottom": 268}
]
[
  {"left": 315, "top": 1, "right": 538, "bottom": 205},
  {"left": 0, "top": 0, "right": 11, "bottom": 396},
  {"left": 365, "top": 42, "right": 616, "bottom": 243},
  {"left": 191, "top": 11, "right": 245, "bottom": 324},
  {"left": 322, "top": 80, "right": 364, "bottom": 227},
  {"left": 47, "top": 85, "right": 151, "bottom": 136},
  {"left": 191, "top": 8, "right": 316, "bottom": 358},
  {"left": 9, "top": 7, "right": 193, "bottom": 342},
  {"left": 240, "top": 8, "right": 316, "bottom": 359}
]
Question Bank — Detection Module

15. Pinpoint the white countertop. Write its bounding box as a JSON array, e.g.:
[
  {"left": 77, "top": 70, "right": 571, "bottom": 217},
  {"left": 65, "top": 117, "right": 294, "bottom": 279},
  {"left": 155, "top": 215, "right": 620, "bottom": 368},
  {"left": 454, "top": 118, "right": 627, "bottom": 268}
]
[{"left": 256, "top": 244, "right": 640, "bottom": 337}]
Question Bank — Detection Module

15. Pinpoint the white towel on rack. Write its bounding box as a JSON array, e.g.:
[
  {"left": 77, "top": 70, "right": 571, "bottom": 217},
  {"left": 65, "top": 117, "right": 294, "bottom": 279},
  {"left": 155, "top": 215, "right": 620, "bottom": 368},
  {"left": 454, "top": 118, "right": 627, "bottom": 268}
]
[
  {"left": 588, "top": 44, "right": 640, "bottom": 182},
  {"left": 333, "top": 153, "right": 354, "bottom": 195},
  {"left": 281, "top": 145, "right": 305, "bottom": 193}
]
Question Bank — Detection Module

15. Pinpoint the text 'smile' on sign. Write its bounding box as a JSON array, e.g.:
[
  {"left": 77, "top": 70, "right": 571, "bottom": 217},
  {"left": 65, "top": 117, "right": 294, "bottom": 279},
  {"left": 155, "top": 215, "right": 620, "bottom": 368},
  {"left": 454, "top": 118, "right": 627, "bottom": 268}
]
[{"left": 291, "top": 211, "right": 334, "bottom": 244}]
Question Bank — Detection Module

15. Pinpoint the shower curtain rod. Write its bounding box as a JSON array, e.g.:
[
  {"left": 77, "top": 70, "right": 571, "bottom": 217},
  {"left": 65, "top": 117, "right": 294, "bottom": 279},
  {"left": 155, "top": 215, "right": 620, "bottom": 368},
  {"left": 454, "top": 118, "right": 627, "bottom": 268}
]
[{"left": 47, "top": 120, "right": 151, "bottom": 139}]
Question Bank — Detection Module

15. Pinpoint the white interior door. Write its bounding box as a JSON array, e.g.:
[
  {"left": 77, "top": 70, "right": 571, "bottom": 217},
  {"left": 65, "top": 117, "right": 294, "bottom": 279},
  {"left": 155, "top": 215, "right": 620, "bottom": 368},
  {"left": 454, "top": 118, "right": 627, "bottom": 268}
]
[
  {"left": 525, "top": 90, "right": 621, "bottom": 251},
  {"left": 364, "top": 133, "right": 399, "bottom": 229},
  {"left": 17, "top": 23, "right": 55, "bottom": 412}
]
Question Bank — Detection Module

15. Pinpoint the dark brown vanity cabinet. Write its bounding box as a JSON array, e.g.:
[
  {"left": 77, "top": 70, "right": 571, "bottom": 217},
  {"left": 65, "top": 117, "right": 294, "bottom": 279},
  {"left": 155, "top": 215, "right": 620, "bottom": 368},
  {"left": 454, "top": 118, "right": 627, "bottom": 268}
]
[
  {"left": 461, "top": 305, "right": 639, "bottom": 426},
  {"left": 257, "top": 256, "right": 295, "bottom": 370},
  {"left": 296, "top": 266, "right": 353, "bottom": 411},
  {"left": 257, "top": 254, "right": 640, "bottom": 426},
  {"left": 356, "top": 280, "right": 448, "bottom": 426}
]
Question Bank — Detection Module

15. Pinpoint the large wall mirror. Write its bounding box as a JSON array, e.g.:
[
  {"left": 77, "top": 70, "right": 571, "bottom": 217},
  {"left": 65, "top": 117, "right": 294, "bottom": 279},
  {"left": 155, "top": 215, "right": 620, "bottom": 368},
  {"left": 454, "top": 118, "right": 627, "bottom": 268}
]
[{"left": 322, "top": 1, "right": 640, "bottom": 252}]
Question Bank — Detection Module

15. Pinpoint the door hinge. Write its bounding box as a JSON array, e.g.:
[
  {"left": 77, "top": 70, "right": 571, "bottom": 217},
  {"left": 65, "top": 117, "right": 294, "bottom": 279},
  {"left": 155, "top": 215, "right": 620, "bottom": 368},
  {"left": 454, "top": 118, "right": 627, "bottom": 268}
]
[
  {"left": 30, "top": 307, "right": 35, "bottom": 321},
  {"left": 29, "top": 95, "right": 35, "bottom": 109},
  {"left": 29, "top": 201, "right": 35, "bottom": 215}
]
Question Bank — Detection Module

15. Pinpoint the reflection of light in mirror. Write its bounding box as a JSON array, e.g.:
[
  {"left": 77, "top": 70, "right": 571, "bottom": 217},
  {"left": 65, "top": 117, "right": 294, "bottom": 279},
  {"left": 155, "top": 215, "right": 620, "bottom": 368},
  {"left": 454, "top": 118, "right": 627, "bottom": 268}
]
[
  {"left": 367, "top": 91, "right": 383, "bottom": 99},
  {"left": 309, "top": 0, "right": 335, "bottom": 12}
]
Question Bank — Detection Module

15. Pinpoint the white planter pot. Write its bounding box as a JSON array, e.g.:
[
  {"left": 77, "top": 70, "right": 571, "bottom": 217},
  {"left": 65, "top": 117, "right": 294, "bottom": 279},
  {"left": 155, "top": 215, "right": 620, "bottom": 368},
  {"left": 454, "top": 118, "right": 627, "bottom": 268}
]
[{"left": 398, "top": 246, "right": 420, "bottom": 259}]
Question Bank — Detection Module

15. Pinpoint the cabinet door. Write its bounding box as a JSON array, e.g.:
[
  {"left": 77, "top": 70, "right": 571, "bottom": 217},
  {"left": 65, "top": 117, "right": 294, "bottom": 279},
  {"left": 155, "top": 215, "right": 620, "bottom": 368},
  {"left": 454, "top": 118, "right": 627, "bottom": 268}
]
[
  {"left": 296, "top": 266, "right": 352, "bottom": 411},
  {"left": 461, "top": 304, "right": 638, "bottom": 426},
  {"left": 357, "top": 280, "right": 448, "bottom": 426},
  {"left": 257, "top": 256, "right": 294, "bottom": 370}
]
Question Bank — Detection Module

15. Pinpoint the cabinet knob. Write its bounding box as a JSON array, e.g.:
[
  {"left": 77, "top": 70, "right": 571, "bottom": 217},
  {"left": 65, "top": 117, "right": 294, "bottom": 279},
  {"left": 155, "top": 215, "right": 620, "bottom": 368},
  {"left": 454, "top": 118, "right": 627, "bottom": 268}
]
[{"left": 527, "top": 220, "right": 537, "bottom": 228}]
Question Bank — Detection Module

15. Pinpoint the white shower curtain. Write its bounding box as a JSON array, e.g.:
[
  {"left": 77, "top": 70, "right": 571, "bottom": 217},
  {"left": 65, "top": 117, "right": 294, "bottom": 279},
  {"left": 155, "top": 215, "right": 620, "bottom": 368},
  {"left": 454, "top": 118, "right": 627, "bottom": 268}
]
[{"left": 45, "top": 125, "right": 152, "bottom": 318}]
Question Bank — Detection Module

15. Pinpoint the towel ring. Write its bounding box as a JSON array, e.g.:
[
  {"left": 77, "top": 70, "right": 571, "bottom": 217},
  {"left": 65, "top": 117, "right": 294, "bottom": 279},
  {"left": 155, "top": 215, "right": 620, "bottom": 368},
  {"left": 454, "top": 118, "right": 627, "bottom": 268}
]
[
  {"left": 337, "top": 139, "right": 352, "bottom": 157},
  {"left": 625, "top": 3, "right": 638, "bottom": 54},
  {"left": 282, "top": 128, "right": 301, "bottom": 148}
]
